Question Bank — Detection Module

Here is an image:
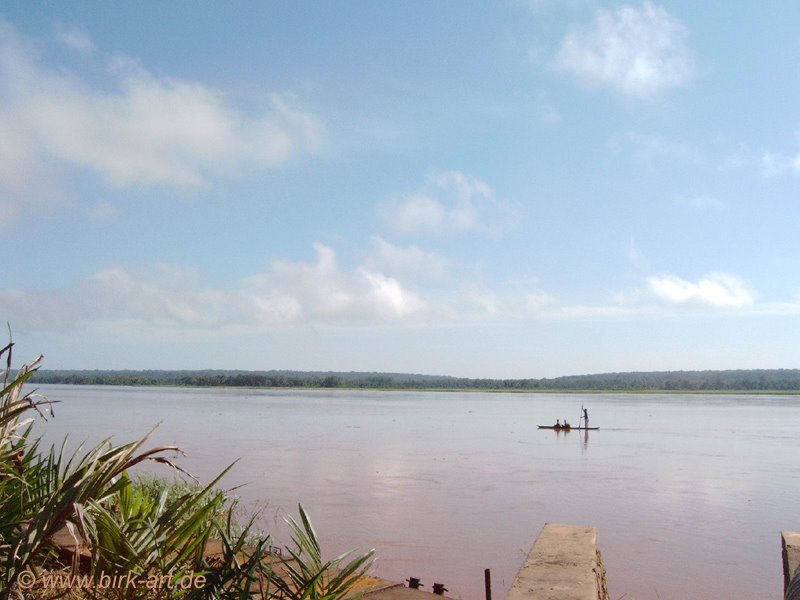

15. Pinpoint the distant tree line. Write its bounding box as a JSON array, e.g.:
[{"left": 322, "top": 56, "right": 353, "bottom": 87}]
[{"left": 27, "top": 368, "right": 800, "bottom": 391}]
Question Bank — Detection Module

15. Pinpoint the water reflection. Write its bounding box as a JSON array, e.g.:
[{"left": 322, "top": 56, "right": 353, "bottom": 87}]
[{"left": 545, "top": 425, "right": 590, "bottom": 451}]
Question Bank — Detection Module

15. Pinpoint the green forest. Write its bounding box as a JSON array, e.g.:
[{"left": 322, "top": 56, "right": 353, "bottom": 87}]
[{"left": 29, "top": 368, "right": 800, "bottom": 392}]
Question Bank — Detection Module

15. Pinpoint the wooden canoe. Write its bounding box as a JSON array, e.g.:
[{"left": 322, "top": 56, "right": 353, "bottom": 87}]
[{"left": 537, "top": 425, "right": 599, "bottom": 430}]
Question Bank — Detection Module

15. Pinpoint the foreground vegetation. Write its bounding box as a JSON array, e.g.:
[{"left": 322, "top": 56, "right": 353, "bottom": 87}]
[
  {"left": 0, "top": 341, "right": 373, "bottom": 599},
  {"left": 30, "top": 367, "right": 800, "bottom": 392}
]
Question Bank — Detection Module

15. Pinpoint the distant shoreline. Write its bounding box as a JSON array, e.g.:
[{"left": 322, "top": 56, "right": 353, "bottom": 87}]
[
  {"left": 35, "top": 384, "right": 800, "bottom": 395},
  {"left": 29, "top": 368, "right": 800, "bottom": 395}
]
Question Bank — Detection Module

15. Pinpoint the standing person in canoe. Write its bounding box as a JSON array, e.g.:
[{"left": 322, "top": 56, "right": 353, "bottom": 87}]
[{"left": 583, "top": 407, "right": 589, "bottom": 428}]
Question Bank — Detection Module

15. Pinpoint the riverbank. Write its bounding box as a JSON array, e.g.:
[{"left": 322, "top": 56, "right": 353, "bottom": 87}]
[
  {"left": 28, "top": 367, "right": 800, "bottom": 394},
  {"left": 30, "top": 384, "right": 800, "bottom": 395},
  {"left": 27, "top": 378, "right": 800, "bottom": 395}
]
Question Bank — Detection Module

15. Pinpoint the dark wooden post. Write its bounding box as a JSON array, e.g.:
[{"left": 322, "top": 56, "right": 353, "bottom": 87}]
[{"left": 484, "top": 568, "right": 491, "bottom": 600}]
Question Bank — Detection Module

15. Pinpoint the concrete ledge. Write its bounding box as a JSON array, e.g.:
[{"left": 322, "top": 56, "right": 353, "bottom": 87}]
[
  {"left": 507, "top": 523, "right": 609, "bottom": 600},
  {"left": 783, "top": 531, "right": 800, "bottom": 596}
]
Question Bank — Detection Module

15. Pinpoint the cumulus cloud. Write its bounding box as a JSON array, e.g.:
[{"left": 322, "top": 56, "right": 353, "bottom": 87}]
[
  {"left": 0, "top": 244, "right": 426, "bottom": 333},
  {"left": 88, "top": 266, "right": 239, "bottom": 326},
  {"left": 0, "top": 19, "right": 323, "bottom": 225},
  {"left": 4, "top": 259, "right": 779, "bottom": 338},
  {"left": 556, "top": 2, "right": 693, "bottom": 98},
  {"left": 0, "top": 265, "right": 261, "bottom": 331},
  {"left": 364, "top": 237, "right": 449, "bottom": 279},
  {"left": 244, "top": 244, "right": 426, "bottom": 322},
  {"left": 382, "top": 171, "right": 505, "bottom": 236},
  {"left": 648, "top": 273, "right": 755, "bottom": 307}
]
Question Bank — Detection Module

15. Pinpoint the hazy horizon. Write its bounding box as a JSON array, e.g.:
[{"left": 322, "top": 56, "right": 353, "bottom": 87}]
[{"left": 29, "top": 364, "right": 800, "bottom": 384}]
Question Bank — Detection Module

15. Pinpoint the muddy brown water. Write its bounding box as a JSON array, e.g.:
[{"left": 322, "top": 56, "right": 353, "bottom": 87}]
[{"left": 32, "top": 385, "right": 799, "bottom": 599}]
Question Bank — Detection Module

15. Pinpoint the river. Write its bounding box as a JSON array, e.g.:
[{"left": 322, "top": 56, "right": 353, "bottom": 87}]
[{"left": 30, "top": 385, "right": 799, "bottom": 599}]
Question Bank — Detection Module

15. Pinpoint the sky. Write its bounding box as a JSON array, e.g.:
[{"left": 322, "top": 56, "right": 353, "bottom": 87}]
[{"left": 1, "top": 1, "right": 800, "bottom": 378}]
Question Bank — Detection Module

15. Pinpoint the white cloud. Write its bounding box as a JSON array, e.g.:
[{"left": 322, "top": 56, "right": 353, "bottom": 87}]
[
  {"left": 0, "top": 244, "right": 428, "bottom": 334},
  {"left": 3, "top": 259, "right": 788, "bottom": 338},
  {"left": 648, "top": 273, "right": 755, "bottom": 307},
  {"left": 358, "top": 270, "right": 425, "bottom": 320},
  {"left": 53, "top": 23, "right": 94, "bottom": 55},
  {"left": 88, "top": 266, "right": 236, "bottom": 326},
  {"left": 0, "top": 19, "right": 324, "bottom": 225},
  {"left": 1, "top": 237, "right": 774, "bottom": 338},
  {"left": 245, "top": 244, "right": 425, "bottom": 322},
  {"left": 364, "top": 236, "right": 449, "bottom": 279},
  {"left": 382, "top": 171, "right": 504, "bottom": 236},
  {"left": 556, "top": 2, "right": 693, "bottom": 98},
  {"left": 383, "top": 193, "right": 446, "bottom": 235}
]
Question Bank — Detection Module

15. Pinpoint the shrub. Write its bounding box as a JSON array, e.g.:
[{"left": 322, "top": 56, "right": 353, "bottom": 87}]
[{"left": 0, "top": 340, "right": 372, "bottom": 599}]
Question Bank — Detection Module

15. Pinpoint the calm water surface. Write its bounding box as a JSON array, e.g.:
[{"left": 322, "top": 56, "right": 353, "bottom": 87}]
[{"left": 33, "top": 385, "right": 799, "bottom": 600}]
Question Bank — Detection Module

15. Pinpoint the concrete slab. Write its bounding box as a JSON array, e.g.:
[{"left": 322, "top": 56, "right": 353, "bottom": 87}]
[
  {"left": 507, "top": 523, "right": 602, "bottom": 600},
  {"left": 783, "top": 531, "right": 800, "bottom": 595}
]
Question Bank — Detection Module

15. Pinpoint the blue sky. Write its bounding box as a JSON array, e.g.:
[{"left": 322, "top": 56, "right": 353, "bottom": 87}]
[{"left": 2, "top": 2, "right": 800, "bottom": 378}]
